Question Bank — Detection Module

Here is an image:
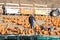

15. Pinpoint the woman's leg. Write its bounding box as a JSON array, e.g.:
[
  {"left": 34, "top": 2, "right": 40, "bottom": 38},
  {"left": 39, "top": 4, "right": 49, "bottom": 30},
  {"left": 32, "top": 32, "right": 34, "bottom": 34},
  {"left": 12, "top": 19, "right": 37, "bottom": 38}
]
[{"left": 30, "top": 22, "right": 34, "bottom": 29}]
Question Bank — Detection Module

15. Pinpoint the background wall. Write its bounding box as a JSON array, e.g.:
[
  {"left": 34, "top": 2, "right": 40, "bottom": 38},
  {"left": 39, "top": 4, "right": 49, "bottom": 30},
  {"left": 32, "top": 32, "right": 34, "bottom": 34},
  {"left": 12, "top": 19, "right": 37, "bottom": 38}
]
[{"left": 0, "top": 0, "right": 60, "bottom": 8}]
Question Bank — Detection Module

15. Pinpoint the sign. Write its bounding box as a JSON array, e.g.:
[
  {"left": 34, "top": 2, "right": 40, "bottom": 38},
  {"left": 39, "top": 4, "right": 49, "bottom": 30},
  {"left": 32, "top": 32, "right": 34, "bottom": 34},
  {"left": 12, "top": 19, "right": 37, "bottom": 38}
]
[
  {"left": 35, "top": 8, "right": 51, "bottom": 15},
  {"left": 6, "top": 6, "right": 19, "bottom": 14}
]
